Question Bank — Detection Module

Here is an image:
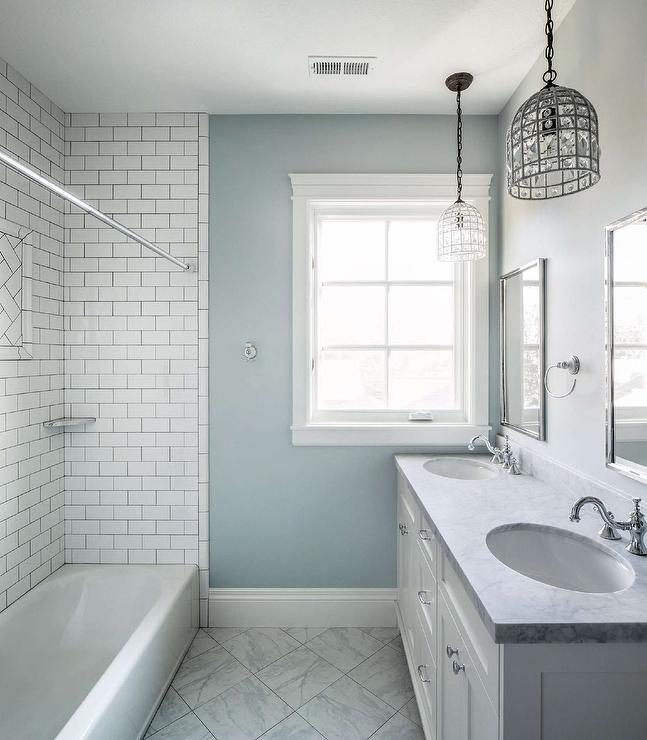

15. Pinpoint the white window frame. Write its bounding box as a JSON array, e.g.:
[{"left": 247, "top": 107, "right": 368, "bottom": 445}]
[{"left": 290, "top": 173, "right": 492, "bottom": 446}]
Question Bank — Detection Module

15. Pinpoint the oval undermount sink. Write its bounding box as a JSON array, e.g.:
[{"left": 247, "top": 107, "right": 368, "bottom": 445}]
[
  {"left": 423, "top": 457, "right": 500, "bottom": 481},
  {"left": 486, "top": 523, "right": 635, "bottom": 593}
]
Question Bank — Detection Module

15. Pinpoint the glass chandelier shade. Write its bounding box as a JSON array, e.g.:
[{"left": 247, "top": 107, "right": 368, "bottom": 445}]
[
  {"left": 506, "top": 85, "right": 600, "bottom": 200},
  {"left": 437, "top": 72, "right": 487, "bottom": 263},
  {"left": 506, "top": 1, "right": 600, "bottom": 200},
  {"left": 437, "top": 200, "right": 486, "bottom": 261}
]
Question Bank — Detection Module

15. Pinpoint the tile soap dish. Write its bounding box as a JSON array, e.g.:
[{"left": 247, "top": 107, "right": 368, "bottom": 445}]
[{"left": 43, "top": 417, "right": 96, "bottom": 429}]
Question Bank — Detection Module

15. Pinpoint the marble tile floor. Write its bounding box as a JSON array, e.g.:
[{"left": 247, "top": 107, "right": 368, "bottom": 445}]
[{"left": 145, "top": 626, "right": 424, "bottom": 740}]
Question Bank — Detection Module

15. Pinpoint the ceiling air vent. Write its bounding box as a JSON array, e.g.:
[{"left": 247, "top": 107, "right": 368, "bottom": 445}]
[{"left": 309, "top": 56, "right": 376, "bottom": 77}]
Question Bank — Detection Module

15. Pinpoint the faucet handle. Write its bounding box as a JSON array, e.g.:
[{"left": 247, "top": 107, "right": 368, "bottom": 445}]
[{"left": 631, "top": 498, "right": 644, "bottom": 522}]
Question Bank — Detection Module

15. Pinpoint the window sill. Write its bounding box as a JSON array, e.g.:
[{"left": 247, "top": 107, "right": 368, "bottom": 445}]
[{"left": 291, "top": 423, "right": 491, "bottom": 447}]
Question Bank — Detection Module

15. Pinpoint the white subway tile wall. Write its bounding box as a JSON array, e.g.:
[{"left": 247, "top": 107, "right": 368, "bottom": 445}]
[
  {"left": 0, "top": 57, "right": 66, "bottom": 612},
  {"left": 62, "top": 112, "right": 209, "bottom": 621}
]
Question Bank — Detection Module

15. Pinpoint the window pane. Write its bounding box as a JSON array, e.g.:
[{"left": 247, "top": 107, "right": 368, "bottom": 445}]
[
  {"left": 388, "top": 286, "right": 453, "bottom": 345},
  {"left": 614, "top": 222, "right": 647, "bottom": 282},
  {"left": 522, "top": 284, "right": 540, "bottom": 345},
  {"left": 319, "top": 220, "right": 385, "bottom": 281},
  {"left": 614, "top": 348, "right": 647, "bottom": 409},
  {"left": 320, "top": 286, "right": 385, "bottom": 345},
  {"left": 614, "top": 286, "right": 647, "bottom": 344},
  {"left": 388, "top": 220, "right": 453, "bottom": 281},
  {"left": 523, "top": 348, "right": 540, "bottom": 410},
  {"left": 389, "top": 350, "right": 455, "bottom": 409},
  {"left": 319, "top": 350, "right": 385, "bottom": 409}
]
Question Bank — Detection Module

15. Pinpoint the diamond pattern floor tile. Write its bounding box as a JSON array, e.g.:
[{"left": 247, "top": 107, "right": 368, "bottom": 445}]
[
  {"left": 298, "top": 676, "right": 394, "bottom": 740},
  {"left": 194, "top": 676, "right": 292, "bottom": 740},
  {"left": 370, "top": 712, "right": 425, "bottom": 739},
  {"left": 223, "top": 628, "right": 301, "bottom": 672},
  {"left": 304, "top": 628, "right": 383, "bottom": 672},
  {"left": 348, "top": 645, "right": 414, "bottom": 710},
  {"left": 259, "top": 713, "right": 326, "bottom": 739},
  {"left": 147, "top": 625, "right": 411, "bottom": 740},
  {"left": 257, "top": 646, "right": 342, "bottom": 709}
]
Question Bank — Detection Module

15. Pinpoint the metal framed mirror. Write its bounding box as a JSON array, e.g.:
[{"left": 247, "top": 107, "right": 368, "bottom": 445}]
[
  {"left": 606, "top": 207, "right": 647, "bottom": 483},
  {"left": 500, "top": 258, "right": 546, "bottom": 440}
]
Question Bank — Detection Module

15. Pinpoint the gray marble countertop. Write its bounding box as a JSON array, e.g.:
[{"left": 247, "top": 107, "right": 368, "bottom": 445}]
[{"left": 395, "top": 453, "right": 647, "bottom": 644}]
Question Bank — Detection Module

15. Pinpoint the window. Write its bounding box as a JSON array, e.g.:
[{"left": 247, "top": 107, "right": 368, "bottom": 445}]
[{"left": 291, "top": 174, "right": 491, "bottom": 445}]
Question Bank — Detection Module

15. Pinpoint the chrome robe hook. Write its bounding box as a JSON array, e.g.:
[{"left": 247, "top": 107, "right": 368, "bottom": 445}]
[{"left": 544, "top": 355, "right": 580, "bottom": 398}]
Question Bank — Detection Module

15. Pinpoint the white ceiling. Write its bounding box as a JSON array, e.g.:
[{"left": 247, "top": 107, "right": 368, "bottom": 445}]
[{"left": 0, "top": 0, "right": 576, "bottom": 114}]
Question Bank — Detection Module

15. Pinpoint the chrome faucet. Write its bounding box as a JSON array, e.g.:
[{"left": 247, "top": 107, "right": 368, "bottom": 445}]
[
  {"left": 569, "top": 496, "right": 647, "bottom": 556},
  {"left": 468, "top": 434, "right": 503, "bottom": 464},
  {"left": 468, "top": 434, "right": 521, "bottom": 474}
]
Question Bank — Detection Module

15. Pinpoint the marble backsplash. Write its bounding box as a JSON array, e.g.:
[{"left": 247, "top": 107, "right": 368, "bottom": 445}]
[{"left": 496, "top": 433, "right": 636, "bottom": 514}]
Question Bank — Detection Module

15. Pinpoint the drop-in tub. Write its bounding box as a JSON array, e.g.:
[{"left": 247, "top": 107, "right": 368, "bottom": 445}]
[{"left": 0, "top": 564, "right": 198, "bottom": 740}]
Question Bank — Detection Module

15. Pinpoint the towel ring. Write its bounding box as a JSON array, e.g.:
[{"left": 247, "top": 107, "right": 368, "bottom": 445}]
[{"left": 544, "top": 355, "right": 580, "bottom": 399}]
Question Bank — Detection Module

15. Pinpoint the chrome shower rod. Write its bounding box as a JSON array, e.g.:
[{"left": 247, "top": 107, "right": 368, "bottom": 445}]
[{"left": 0, "top": 149, "right": 193, "bottom": 272}]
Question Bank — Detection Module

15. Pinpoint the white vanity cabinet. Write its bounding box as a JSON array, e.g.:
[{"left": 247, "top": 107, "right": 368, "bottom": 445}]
[
  {"left": 397, "top": 476, "right": 499, "bottom": 740},
  {"left": 437, "top": 595, "right": 498, "bottom": 740},
  {"left": 396, "top": 468, "right": 647, "bottom": 740}
]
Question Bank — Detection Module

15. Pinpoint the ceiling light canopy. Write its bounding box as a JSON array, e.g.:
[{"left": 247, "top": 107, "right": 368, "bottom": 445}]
[
  {"left": 506, "top": 0, "right": 600, "bottom": 200},
  {"left": 437, "top": 72, "right": 487, "bottom": 262}
]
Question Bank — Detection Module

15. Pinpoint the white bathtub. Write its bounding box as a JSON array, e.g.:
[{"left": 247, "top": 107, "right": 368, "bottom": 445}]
[{"left": 0, "top": 564, "right": 198, "bottom": 740}]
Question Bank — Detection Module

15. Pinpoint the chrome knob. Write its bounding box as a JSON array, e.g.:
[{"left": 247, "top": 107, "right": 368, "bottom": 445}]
[
  {"left": 417, "top": 664, "right": 431, "bottom": 683},
  {"left": 446, "top": 645, "right": 459, "bottom": 659},
  {"left": 399, "top": 523, "right": 408, "bottom": 536},
  {"left": 452, "top": 660, "right": 466, "bottom": 675},
  {"left": 418, "top": 590, "right": 432, "bottom": 606}
]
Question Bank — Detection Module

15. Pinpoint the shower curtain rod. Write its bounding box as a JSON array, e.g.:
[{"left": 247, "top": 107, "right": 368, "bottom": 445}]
[{"left": 0, "top": 149, "right": 193, "bottom": 272}]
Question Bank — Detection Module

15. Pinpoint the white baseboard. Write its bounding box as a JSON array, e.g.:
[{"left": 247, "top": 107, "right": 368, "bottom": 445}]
[{"left": 208, "top": 588, "right": 397, "bottom": 628}]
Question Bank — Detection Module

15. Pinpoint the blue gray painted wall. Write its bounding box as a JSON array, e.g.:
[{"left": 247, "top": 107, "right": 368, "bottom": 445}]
[{"left": 209, "top": 115, "right": 499, "bottom": 588}]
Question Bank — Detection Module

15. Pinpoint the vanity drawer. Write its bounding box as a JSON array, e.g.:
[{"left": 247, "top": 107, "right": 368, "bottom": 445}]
[
  {"left": 439, "top": 549, "right": 500, "bottom": 705},
  {"left": 415, "top": 542, "right": 437, "bottom": 661},
  {"left": 414, "top": 608, "right": 437, "bottom": 740},
  {"left": 417, "top": 512, "right": 438, "bottom": 575}
]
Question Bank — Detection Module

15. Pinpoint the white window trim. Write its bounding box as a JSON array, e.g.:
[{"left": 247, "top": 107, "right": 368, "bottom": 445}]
[{"left": 290, "top": 173, "right": 492, "bottom": 446}]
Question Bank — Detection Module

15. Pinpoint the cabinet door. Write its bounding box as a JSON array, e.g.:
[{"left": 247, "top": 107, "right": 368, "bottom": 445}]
[
  {"left": 438, "top": 596, "right": 498, "bottom": 740},
  {"left": 397, "top": 480, "right": 417, "bottom": 645}
]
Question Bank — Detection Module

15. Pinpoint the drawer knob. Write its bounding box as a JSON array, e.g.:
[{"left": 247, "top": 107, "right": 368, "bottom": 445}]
[
  {"left": 419, "top": 529, "right": 432, "bottom": 541},
  {"left": 417, "top": 664, "right": 431, "bottom": 683},
  {"left": 452, "top": 660, "right": 466, "bottom": 675},
  {"left": 399, "top": 523, "right": 409, "bottom": 536},
  {"left": 446, "top": 645, "right": 459, "bottom": 659},
  {"left": 417, "top": 590, "right": 432, "bottom": 606}
]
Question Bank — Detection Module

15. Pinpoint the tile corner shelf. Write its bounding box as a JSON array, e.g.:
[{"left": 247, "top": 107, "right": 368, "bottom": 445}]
[{"left": 43, "top": 417, "right": 96, "bottom": 429}]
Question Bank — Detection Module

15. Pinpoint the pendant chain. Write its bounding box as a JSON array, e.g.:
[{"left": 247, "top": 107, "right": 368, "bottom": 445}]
[
  {"left": 542, "top": 0, "right": 558, "bottom": 86},
  {"left": 456, "top": 88, "right": 463, "bottom": 202}
]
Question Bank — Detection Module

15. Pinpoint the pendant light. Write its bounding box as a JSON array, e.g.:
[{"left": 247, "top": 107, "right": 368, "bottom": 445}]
[
  {"left": 506, "top": 0, "right": 600, "bottom": 199},
  {"left": 437, "top": 72, "right": 487, "bottom": 262}
]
